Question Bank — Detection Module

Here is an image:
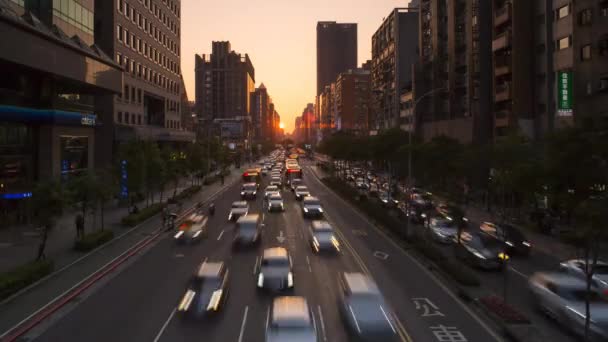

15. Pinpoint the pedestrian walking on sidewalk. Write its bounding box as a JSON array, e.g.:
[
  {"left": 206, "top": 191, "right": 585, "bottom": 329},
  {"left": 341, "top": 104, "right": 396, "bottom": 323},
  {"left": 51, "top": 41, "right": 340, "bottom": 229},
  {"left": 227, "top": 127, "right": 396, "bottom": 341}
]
[
  {"left": 75, "top": 214, "right": 84, "bottom": 240},
  {"left": 36, "top": 224, "right": 50, "bottom": 260}
]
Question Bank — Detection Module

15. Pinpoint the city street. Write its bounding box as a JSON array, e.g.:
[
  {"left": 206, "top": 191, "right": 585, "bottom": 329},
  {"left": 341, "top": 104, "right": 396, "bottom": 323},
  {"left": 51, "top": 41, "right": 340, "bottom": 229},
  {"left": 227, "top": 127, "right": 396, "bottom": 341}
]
[{"left": 31, "top": 160, "right": 501, "bottom": 342}]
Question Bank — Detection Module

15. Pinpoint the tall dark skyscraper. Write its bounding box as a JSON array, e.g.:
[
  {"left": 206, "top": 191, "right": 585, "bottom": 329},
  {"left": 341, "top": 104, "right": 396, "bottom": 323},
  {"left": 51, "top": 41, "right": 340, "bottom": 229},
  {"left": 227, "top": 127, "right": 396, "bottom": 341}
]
[{"left": 316, "top": 21, "right": 357, "bottom": 96}]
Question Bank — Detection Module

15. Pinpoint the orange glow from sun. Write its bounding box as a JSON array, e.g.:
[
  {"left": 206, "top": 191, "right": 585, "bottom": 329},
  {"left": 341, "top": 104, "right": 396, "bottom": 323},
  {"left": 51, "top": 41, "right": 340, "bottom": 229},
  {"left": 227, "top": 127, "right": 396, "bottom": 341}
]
[{"left": 279, "top": 122, "right": 285, "bottom": 129}]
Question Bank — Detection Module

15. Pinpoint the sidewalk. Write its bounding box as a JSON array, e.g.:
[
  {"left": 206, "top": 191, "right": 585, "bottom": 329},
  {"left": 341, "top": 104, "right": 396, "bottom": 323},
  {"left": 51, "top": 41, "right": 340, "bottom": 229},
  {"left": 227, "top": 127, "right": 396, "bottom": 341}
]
[
  {"left": 0, "top": 179, "right": 194, "bottom": 274},
  {"left": 0, "top": 166, "right": 244, "bottom": 336}
]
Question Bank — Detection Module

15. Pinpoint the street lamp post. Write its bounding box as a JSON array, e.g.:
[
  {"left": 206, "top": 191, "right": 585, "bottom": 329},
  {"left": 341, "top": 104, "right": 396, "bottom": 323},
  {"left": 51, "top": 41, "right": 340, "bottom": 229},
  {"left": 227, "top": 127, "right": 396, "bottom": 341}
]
[{"left": 405, "top": 87, "right": 447, "bottom": 237}]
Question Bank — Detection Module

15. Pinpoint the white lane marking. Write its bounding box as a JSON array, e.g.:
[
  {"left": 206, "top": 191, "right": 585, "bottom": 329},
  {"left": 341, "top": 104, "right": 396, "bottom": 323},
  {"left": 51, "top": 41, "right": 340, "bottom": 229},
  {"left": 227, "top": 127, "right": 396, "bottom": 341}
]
[
  {"left": 306, "top": 256, "right": 312, "bottom": 272},
  {"left": 237, "top": 306, "right": 249, "bottom": 342},
  {"left": 253, "top": 257, "right": 259, "bottom": 275},
  {"left": 311, "top": 172, "right": 502, "bottom": 342},
  {"left": 217, "top": 229, "right": 225, "bottom": 241},
  {"left": 510, "top": 266, "right": 529, "bottom": 279},
  {"left": 152, "top": 308, "right": 176, "bottom": 342},
  {"left": 317, "top": 305, "right": 327, "bottom": 342},
  {"left": 373, "top": 251, "right": 389, "bottom": 260}
]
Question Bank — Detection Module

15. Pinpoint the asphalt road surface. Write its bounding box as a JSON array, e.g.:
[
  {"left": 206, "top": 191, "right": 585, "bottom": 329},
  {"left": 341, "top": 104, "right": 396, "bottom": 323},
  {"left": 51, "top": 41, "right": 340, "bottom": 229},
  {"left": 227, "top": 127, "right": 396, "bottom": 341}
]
[{"left": 35, "top": 160, "right": 502, "bottom": 342}]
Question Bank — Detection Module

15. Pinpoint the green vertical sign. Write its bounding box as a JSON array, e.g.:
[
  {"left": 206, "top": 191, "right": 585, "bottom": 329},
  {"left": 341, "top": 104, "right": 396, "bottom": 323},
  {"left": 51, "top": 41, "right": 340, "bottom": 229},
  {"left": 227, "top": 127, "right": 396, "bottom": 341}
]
[{"left": 557, "top": 71, "right": 573, "bottom": 115}]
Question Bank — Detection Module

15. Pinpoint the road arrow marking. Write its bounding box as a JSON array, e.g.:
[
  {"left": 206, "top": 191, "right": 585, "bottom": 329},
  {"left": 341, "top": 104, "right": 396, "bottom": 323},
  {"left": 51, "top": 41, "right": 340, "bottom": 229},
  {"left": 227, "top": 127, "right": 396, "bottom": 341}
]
[{"left": 276, "top": 231, "right": 286, "bottom": 243}]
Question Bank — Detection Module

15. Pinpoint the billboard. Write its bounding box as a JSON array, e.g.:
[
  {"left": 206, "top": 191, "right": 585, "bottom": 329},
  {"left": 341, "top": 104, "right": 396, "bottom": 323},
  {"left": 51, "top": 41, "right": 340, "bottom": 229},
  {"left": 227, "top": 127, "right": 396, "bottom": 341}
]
[
  {"left": 557, "top": 71, "right": 573, "bottom": 116},
  {"left": 220, "top": 121, "right": 244, "bottom": 139}
]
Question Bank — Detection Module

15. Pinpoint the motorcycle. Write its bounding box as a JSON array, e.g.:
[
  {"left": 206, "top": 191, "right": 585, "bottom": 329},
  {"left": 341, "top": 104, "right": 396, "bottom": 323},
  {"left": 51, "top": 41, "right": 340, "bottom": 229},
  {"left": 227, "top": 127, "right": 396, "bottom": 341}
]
[{"left": 209, "top": 203, "right": 215, "bottom": 216}]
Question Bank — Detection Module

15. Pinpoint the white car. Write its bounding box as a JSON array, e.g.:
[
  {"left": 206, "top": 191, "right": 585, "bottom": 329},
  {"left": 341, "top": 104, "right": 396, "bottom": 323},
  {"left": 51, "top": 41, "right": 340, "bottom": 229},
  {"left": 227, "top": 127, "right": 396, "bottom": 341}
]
[
  {"left": 294, "top": 186, "right": 310, "bottom": 200},
  {"left": 264, "top": 185, "right": 280, "bottom": 198},
  {"left": 267, "top": 193, "right": 285, "bottom": 212},
  {"left": 560, "top": 259, "right": 608, "bottom": 292},
  {"left": 228, "top": 201, "right": 249, "bottom": 222},
  {"left": 530, "top": 272, "right": 608, "bottom": 340},
  {"left": 265, "top": 296, "right": 317, "bottom": 342}
]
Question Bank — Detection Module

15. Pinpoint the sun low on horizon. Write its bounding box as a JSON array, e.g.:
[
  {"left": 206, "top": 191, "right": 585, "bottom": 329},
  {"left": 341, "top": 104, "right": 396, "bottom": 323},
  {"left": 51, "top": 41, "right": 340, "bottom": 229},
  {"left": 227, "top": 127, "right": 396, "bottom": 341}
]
[
  {"left": 180, "top": 0, "right": 409, "bottom": 132},
  {"left": 279, "top": 122, "right": 285, "bottom": 130}
]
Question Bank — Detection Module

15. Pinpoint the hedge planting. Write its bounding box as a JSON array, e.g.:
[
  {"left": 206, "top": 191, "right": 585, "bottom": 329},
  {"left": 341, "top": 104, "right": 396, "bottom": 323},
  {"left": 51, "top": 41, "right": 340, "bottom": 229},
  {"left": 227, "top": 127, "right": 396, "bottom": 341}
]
[
  {"left": 121, "top": 202, "right": 164, "bottom": 227},
  {"left": 0, "top": 260, "right": 54, "bottom": 300},
  {"left": 74, "top": 230, "right": 115, "bottom": 252},
  {"left": 172, "top": 185, "right": 202, "bottom": 202}
]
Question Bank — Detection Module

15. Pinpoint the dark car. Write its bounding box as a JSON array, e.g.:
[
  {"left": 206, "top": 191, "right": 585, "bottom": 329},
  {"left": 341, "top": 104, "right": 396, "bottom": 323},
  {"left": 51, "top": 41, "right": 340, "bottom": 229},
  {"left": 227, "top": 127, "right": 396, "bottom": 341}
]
[
  {"left": 302, "top": 196, "right": 323, "bottom": 218},
  {"left": 241, "top": 182, "right": 258, "bottom": 200},
  {"left": 256, "top": 247, "right": 294, "bottom": 292},
  {"left": 233, "top": 214, "right": 263, "bottom": 247},
  {"left": 479, "top": 222, "right": 531, "bottom": 256},
  {"left": 309, "top": 220, "right": 340, "bottom": 253},
  {"left": 402, "top": 202, "right": 427, "bottom": 224},
  {"left": 435, "top": 203, "right": 468, "bottom": 226},
  {"left": 338, "top": 272, "right": 398, "bottom": 341},
  {"left": 177, "top": 261, "right": 229, "bottom": 318},
  {"left": 454, "top": 231, "right": 505, "bottom": 270}
]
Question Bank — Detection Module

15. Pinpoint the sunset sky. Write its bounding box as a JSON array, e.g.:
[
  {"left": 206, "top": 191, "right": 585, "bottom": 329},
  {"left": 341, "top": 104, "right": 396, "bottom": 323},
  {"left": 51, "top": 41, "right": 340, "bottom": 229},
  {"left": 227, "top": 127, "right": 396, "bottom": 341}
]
[{"left": 181, "top": 0, "right": 410, "bottom": 133}]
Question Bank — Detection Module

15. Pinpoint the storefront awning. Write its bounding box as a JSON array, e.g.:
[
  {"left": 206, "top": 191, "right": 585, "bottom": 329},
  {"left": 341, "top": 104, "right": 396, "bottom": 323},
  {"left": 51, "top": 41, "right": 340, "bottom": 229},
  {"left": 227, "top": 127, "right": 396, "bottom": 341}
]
[{"left": 0, "top": 105, "right": 96, "bottom": 126}]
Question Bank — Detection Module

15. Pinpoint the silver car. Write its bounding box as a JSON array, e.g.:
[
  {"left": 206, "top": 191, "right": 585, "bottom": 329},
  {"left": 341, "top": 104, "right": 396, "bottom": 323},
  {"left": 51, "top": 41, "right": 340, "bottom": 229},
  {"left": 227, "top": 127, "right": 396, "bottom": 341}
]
[
  {"left": 295, "top": 186, "right": 310, "bottom": 200},
  {"left": 265, "top": 185, "right": 280, "bottom": 199},
  {"left": 228, "top": 201, "right": 249, "bottom": 222},
  {"left": 290, "top": 178, "right": 303, "bottom": 192},
  {"left": 530, "top": 272, "right": 608, "bottom": 340},
  {"left": 560, "top": 259, "right": 608, "bottom": 292},
  {"left": 426, "top": 216, "right": 458, "bottom": 244},
  {"left": 265, "top": 296, "right": 317, "bottom": 342},
  {"left": 270, "top": 176, "right": 282, "bottom": 188},
  {"left": 267, "top": 193, "right": 285, "bottom": 212},
  {"left": 309, "top": 220, "right": 340, "bottom": 253},
  {"left": 338, "top": 272, "right": 398, "bottom": 341},
  {"left": 302, "top": 196, "right": 323, "bottom": 218}
]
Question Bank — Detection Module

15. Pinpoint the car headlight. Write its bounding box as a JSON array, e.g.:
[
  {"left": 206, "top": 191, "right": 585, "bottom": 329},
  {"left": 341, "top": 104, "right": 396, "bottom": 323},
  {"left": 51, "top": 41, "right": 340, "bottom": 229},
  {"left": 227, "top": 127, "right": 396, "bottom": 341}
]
[
  {"left": 257, "top": 273, "right": 264, "bottom": 287},
  {"left": 287, "top": 272, "right": 293, "bottom": 287},
  {"left": 193, "top": 230, "right": 202, "bottom": 238},
  {"left": 506, "top": 241, "right": 514, "bottom": 247},
  {"left": 240, "top": 192, "right": 245, "bottom": 195},
  {"left": 382, "top": 199, "right": 388, "bottom": 203},
  {"left": 178, "top": 290, "right": 196, "bottom": 311},
  {"left": 318, "top": 208, "right": 323, "bottom": 213},
  {"left": 421, "top": 213, "right": 427, "bottom": 218},
  {"left": 174, "top": 231, "right": 184, "bottom": 239},
  {"left": 228, "top": 213, "right": 233, "bottom": 220},
  {"left": 253, "top": 191, "right": 257, "bottom": 195},
  {"left": 280, "top": 203, "right": 284, "bottom": 208},
  {"left": 331, "top": 236, "right": 340, "bottom": 251},
  {"left": 303, "top": 207, "right": 309, "bottom": 213},
  {"left": 207, "top": 289, "right": 223, "bottom": 311}
]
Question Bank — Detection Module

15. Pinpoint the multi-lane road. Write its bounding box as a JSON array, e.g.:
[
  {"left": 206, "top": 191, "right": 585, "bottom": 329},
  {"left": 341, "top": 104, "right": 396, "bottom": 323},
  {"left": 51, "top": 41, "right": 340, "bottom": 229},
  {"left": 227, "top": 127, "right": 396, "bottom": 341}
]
[{"left": 33, "top": 160, "right": 502, "bottom": 342}]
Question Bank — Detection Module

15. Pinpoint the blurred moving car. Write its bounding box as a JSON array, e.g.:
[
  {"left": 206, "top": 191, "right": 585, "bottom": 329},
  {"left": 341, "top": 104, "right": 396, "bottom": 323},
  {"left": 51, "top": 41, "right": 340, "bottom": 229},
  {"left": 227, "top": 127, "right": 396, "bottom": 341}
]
[
  {"left": 177, "top": 261, "right": 229, "bottom": 317},
  {"left": 302, "top": 196, "right": 324, "bottom": 218},
  {"left": 338, "top": 272, "right": 398, "bottom": 341},
  {"left": 401, "top": 203, "right": 427, "bottom": 224},
  {"left": 379, "top": 192, "right": 399, "bottom": 207},
  {"left": 256, "top": 247, "right": 294, "bottom": 292},
  {"left": 241, "top": 182, "right": 258, "bottom": 200},
  {"left": 560, "top": 259, "right": 608, "bottom": 293},
  {"left": 265, "top": 185, "right": 281, "bottom": 198},
  {"left": 233, "top": 214, "right": 263, "bottom": 247},
  {"left": 270, "top": 176, "right": 283, "bottom": 188},
  {"left": 174, "top": 213, "right": 208, "bottom": 243},
  {"left": 290, "top": 178, "right": 303, "bottom": 192},
  {"left": 435, "top": 203, "right": 468, "bottom": 225},
  {"left": 228, "top": 201, "right": 249, "bottom": 222},
  {"left": 267, "top": 193, "right": 285, "bottom": 212},
  {"left": 265, "top": 296, "right": 318, "bottom": 342},
  {"left": 295, "top": 186, "right": 311, "bottom": 200},
  {"left": 308, "top": 220, "right": 340, "bottom": 253},
  {"left": 454, "top": 231, "right": 505, "bottom": 270},
  {"left": 410, "top": 192, "right": 433, "bottom": 210},
  {"left": 426, "top": 216, "right": 458, "bottom": 244},
  {"left": 530, "top": 272, "right": 608, "bottom": 340},
  {"left": 479, "top": 222, "right": 531, "bottom": 256}
]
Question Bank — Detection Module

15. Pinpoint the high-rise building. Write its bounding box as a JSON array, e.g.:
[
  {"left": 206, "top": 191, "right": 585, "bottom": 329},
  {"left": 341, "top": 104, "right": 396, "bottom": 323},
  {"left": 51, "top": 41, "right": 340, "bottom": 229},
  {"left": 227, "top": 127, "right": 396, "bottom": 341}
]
[
  {"left": 301, "top": 103, "right": 315, "bottom": 143},
  {"left": 334, "top": 69, "right": 371, "bottom": 133},
  {"left": 316, "top": 21, "right": 357, "bottom": 96},
  {"left": 95, "top": 0, "right": 192, "bottom": 166},
  {"left": 552, "top": 0, "right": 608, "bottom": 132},
  {"left": 250, "top": 83, "right": 273, "bottom": 142},
  {"left": 0, "top": 0, "right": 121, "bottom": 215},
  {"left": 371, "top": 8, "right": 418, "bottom": 131}
]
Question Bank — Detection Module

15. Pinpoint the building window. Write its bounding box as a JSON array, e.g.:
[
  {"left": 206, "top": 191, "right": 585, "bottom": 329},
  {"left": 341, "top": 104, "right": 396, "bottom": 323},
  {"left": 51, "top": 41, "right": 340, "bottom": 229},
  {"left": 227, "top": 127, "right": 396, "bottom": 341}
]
[
  {"left": 581, "top": 44, "right": 592, "bottom": 60},
  {"left": 137, "top": 89, "right": 142, "bottom": 103},
  {"left": 116, "top": 52, "right": 121, "bottom": 64},
  {"left": 138, "top": 115, "right": 142, "bottom": 125},
  {"left": 587, "top": 82, "right": 593, "bottom": 95},
  {"left": 579, "top": 9, "right": 593, "bottom": 25},
  {"left": 124, "top": 112, "right": 130, "bottom": 124},
  {"left": 131, "top": 87, "right": 135, "bottom": 101},
  {"left": 131, "top": 114, "right": 136, "bottom": 124},
  {"left": 557, "top": 4, "right": 570, "bottom": 19},
  {"left": 124, "top": 85, "right": 130, "bottom": 101},
  {"left": 557, "top": 36, "right": 571, "bottom": 50},
  {"left": 600, "top": 77, "right": 608, "bottom": 92},
  {"left": 117, "top": 25, "right": 122, "bottom": 41},
  {"left": 52, "top": 0, "right": 94, "bottom": 35},
  {"left": 117, "top": 112, "right": 123, "bottom": 123}
]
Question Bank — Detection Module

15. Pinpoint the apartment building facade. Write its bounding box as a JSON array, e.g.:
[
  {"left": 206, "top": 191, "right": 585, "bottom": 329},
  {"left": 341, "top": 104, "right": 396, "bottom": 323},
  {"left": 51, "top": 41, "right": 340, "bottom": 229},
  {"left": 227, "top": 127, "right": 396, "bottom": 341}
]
[
  {"left": 334, "top": 69, "right": 371, "bottom": 133},
  {"left": 317, "top": 21, "right": 357, "bottom": 96},
  {"left": 371, "top": 8, "right": 418, "bottom": 132}
]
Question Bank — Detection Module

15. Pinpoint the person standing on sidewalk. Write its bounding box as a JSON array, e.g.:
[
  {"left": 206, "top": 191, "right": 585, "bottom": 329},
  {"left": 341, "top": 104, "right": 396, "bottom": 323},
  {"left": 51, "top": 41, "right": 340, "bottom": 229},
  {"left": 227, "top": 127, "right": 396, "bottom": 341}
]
[{"left": 75, "top": 214, "right": 84, "bottom": 240}]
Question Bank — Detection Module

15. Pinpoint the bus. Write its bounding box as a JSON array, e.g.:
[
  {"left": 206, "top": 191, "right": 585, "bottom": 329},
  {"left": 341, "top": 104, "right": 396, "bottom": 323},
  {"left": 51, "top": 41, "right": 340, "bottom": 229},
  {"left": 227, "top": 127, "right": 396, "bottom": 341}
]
[{"left": 242, "top": 168, "right": 262, "bottom": 186}]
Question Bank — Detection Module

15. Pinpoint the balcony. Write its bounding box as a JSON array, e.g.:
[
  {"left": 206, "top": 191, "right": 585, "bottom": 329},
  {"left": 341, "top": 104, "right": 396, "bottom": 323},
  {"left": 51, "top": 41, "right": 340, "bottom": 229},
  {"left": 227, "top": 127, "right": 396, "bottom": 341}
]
[
  {"left": 492, "top": 32, "right": 511, "bottom": 52},
  {"left": 494, "top": 83, "right": 511, "bottom": 102},
  {"left": 494, "top": 58, "right": 511, "bottom": 77},
  {"left": 494, "top": 5, "right": 511, "bottom": 27}
]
